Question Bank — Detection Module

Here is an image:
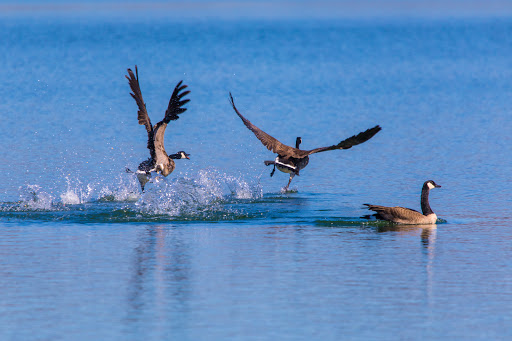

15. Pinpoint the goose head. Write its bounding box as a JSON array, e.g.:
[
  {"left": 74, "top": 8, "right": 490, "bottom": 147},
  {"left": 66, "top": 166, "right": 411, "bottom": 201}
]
[
  {"left": 170, "top": 151, "right": 190, "bottom": 160},
  {"left": 424, "top": 180, "right": 441, "bottom": 190}
]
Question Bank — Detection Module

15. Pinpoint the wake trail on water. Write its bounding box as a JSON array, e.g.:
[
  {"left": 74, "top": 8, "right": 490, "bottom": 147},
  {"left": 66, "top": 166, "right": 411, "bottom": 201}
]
[{"left": 0, "top": 168, "right": 264, "bottom": 222}]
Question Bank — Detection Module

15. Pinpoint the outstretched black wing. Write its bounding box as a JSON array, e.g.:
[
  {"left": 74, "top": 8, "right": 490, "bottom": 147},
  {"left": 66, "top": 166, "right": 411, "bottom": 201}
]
[
  {"left": 152, "top": 80, "right": 190, "bottom": 165},
  {"left": 162, "top": 80, "right": 190, "bottom": 123},
  {"left": 305, "top": 125, "right": 381, "bottom": 155}
]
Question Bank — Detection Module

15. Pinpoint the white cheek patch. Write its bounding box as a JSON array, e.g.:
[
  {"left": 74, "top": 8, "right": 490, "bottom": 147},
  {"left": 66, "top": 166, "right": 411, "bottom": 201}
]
[{"left": 427, "top": 182, "right": 435, "bottom": 190}]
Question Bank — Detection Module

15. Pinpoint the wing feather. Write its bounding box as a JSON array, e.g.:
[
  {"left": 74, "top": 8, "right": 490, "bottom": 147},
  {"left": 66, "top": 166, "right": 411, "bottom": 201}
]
[
  {"left": 126, "top": 66, "right": 155, "bottom": 159},
  {"left": 151, "top": 80, "right": 190, "bottom": 164},
  {"left": 229, "top": 93, "right": 305, "bottom": 158},
  {"left": 305, "top": 125, "right": 381, "bottom": 155},
  {"left": 364, "top": 204, "right": 423, "bottom": 221},
  {"left": 163, "top": 80, "right": 190, "bottom": 123},
  {"left": 126, "top": 66, "right": 152, "bottom": 133},
  {"left": 229, "top": 93, "right": 381, "bottom": 159}
]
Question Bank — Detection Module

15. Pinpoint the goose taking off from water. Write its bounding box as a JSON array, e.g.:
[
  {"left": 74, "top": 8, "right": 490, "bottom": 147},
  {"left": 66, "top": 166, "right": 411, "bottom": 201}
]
[
  {"left": 125, "top": 66, "right": 190, "bottom": 191},
  {"left": 363, "top": 180, "right": 442, "bottom": 224},
  {"left": 229, "top": 93, "right": 381, "bottom": 191}
]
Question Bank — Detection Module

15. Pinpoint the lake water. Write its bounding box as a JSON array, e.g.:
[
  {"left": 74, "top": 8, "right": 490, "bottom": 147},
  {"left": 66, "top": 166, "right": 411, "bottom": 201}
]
[{"left": 1, "top": 8, "right": 512, "bottom": 340}]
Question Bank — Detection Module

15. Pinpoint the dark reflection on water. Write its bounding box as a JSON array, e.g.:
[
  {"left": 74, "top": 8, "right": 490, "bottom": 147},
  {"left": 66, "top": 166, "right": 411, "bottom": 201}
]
[
  {"left": 374, "top": 223, "right": 437, "bottom": 247},
  {"left": 2, "top": 219, "right": 512, "bottom": 340},
  {"left": 126, "top": 225, "right": 193, "bottom": 332}
]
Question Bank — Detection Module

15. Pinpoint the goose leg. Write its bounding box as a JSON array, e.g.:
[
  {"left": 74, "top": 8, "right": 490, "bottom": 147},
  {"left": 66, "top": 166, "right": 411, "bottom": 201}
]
[
  {"left": 283, "top": 173, "right": 295, "bottom": 192},
  {"left": 264, "top": 160, "right": 276, "bottom": 177}
]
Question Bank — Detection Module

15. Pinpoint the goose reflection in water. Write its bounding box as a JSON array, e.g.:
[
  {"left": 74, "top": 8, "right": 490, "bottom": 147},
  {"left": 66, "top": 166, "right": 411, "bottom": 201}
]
[{"left": 126, "top": 226, "right": 192, "bottom": 323}]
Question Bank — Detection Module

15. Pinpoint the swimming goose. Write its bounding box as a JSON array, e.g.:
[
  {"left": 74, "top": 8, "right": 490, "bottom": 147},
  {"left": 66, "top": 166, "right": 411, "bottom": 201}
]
[
  {"left": 125, "top": 66, "right": 190, "bottom": 191},
  {"left": 363, "top": 180, "right": 442, "bottom": 224},
  {"left": 229, "top": 93, "right": 381, "bottom": 191}
]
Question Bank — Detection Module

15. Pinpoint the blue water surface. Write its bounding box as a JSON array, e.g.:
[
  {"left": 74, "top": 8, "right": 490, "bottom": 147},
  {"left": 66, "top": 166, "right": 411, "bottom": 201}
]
[{"left": 1, "top": 9, "right": 512, "bottom": 341}]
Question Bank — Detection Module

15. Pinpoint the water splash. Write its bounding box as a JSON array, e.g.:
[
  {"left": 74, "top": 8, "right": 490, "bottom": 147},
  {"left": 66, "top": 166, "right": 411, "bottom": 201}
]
[
  {"left": 96, "top": 174, "right": 140, "bottom": 202},
  {"left": 136, "top": 168, "right": 262, "bottom": 218},
  {"left": 17, "top": 184, "right": 55, "bottom": 211},
  {"left": 225, "top": 174, "right": 263, "bottom": 199},
  {"left": 60, "top": 177, "right": 93, "bottom": 205},
  {"left": 0, "top": 169, "right": 263, "bottom": 222}
]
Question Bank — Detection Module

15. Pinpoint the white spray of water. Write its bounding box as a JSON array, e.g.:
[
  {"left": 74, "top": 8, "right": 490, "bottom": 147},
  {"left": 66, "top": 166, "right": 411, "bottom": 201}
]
[
  {"left": 225, "top": 174, "right": 263, "bottom": 199},
  {"left": 17, "top": 185, "right": 54, "bottom": 210},
  {"left": 96, "top": 173, "right": 140, "bottom": 202},
  {"left": 9, "top": 168, "right": 261, "bottom": 217},
  {"left": 136, "top": 168, "right": 262, "bottom": 216},
  {"left": 60, "top": 177, "right": 93, "bottom": 204}
]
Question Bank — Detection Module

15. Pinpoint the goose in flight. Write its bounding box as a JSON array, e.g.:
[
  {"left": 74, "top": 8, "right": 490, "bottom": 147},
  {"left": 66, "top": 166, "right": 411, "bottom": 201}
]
[
  {"left": 125, "top": 66, "right": 190, "bottom": 191},
  {"left": 363, "top": 180, "right": 442, "bottom": 224},
  {"left": 229, "top": 93, "right": 381, "bottom": 191}
]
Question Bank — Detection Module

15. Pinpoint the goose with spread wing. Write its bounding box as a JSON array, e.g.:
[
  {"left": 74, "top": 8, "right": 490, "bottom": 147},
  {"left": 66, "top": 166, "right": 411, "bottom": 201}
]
[
  {"left": 125, "top": 66, "right": 190, "bottom": 191},
  {"left": 229, "top": 93, "right": 381, "bottom": 191},
  {"left": 363, "top": 180, "right": 442, "bottom": 224}
]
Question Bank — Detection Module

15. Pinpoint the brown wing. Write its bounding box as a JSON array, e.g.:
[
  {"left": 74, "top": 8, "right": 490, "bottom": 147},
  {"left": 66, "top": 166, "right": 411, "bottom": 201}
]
[
  {"left": 126, "top": 66, "right": 155, "bottom": 159},
  {"left": 162, "top": 80, "right": 190, "bottom": 123},
  {"left": 364, "top": 204, "right": 423, "bottom": 221},
  {"left": 305, "top": 125, "right": 381, "bottom": 155},
  {"left": 229, "top": 93, "right": 307, "bottom": 158},
  {"left": 126, "top": 66, "right": 152, "bottom": 133}
]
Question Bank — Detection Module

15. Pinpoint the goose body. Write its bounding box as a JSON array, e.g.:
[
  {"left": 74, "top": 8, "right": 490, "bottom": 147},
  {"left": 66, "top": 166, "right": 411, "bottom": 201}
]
[
  {"left": 363, "top": 180, "right": 441, "bottom": 224},
  {"left": 272, "top": 155, "right": 308, "bottom": 175},
  {"left": 229, "top": 93, "right": 381, "bottom": 191},
  {"left": 125, "top": 66, "right": 190, "bottom": 191}
]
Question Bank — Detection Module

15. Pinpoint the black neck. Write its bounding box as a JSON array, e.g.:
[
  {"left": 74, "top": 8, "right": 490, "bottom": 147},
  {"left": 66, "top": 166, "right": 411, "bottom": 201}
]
[
  {"left": 296, "top": 137, "right": 301, "bottom": 149},
  {"left": 420, "top": 184, "right": 433, "bottom": 215},
  {"left": 169, "top": 153, "right": 180, "bottom": 159}
]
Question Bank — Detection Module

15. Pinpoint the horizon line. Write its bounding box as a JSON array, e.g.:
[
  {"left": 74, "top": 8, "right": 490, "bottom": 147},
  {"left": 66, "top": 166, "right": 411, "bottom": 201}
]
[{"left": 2, "top": 1, "right": 512, "bottom": 19}]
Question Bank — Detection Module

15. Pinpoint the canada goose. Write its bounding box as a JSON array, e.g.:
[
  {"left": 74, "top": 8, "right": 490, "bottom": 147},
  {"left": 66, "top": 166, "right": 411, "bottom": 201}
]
[
  {"left": 363, "top": 180, "right": 442, "bottom": 224},
  {"left": 229, "top": 93, "right": 381, "bottom": 191},
  {"left": 125, "top": 66, "right": 190, "bottom": 191}
]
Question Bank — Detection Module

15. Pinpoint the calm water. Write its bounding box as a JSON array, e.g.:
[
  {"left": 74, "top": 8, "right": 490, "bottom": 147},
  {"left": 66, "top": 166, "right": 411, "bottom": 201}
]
[{"left": 1, "top": 10, "right": 512, "bottom": 340}]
